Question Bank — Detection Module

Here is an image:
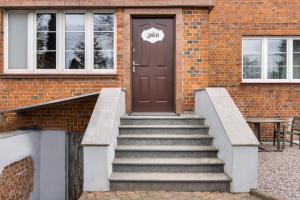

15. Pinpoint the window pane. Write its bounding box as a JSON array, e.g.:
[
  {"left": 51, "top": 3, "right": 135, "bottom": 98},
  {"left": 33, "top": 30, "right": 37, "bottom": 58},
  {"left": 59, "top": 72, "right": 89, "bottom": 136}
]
[
  {"left": 37, "top": 14, "right": 56, "bottom": 31},
  {"left": 65, "top": 14, "right": 85, "bottom": 69},
  {"left": 94, "top": 14, "right": 114, "bottom": 31},
  {"left": 37, "top": 32, "right": 56, "bottom": 50},
  {"left": 93, "top": 14, "right": 114, "bottom": 70},
  {"left": 243, "top": 39, "right": 262, "bottom": 79},
  {"left": 65, "top": 14, "right": 85, "bottom": 31},
  {"left": 8, "top": 13, "right": 28, "bottom": 69},
  {"left": 293, "top": 52, "right": 300, "bottom": 79},
  {"left": 37, "top": 51, "right": 56, "bottom": 69},
  {"left": 65, "top": 32, "right": 85, "bottom": 50},
  {"left": 94, "top": 32, "right": 113, "bottom": 50},
  {"left": 293, "top": 40, "right": 300, "bottom": 52},
  {"left": 36, "top": 13, "right": 56, "bottom": 69},
  {"left": 94, "top": 51, "right": 113, "bottom": 69},
  {"left": 243, "top": 54, "right": 262, "bottom": 79},
  {"left": 268, "top": 40, "right": 287, "bottom": 79},
  {"left": 268, "top": 53, "right": 287, "bottom": 79},
  {"left": 65, "top": 51, "right": 85, "bottom": 69},
  {"left": 268, "top": 39, "right": 287, "bottom": 53},
  {"left": 243, "top": 39, "right": 262, "bottom": 53}
]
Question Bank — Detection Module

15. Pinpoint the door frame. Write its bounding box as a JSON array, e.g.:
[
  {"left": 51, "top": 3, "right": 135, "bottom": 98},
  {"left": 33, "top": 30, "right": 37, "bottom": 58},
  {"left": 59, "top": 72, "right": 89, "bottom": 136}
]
[
  {"left": 123, "top": 8, "right": 184, "bottom": 114},
  {"left": 131, "top": 16, "right": 176, "bottom": 113}
]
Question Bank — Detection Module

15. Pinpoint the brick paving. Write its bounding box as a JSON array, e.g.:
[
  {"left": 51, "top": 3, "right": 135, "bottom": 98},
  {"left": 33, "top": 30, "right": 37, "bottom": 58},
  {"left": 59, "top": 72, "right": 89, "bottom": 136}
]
[{"left": 79, "top": 191, "right": 259, "bottom": 200}]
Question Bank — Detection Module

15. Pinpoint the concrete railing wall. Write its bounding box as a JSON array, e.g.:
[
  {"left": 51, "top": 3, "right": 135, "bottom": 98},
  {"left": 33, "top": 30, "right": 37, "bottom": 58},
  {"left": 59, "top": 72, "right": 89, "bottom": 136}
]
[
  {"left": 195, "top": 88, "right": 260, "bottom": 193},
  {"left": 0, "top": 130, "right": 66, "bottom": 200},
  {"left": 81, "top": 88, "right": 126, "bottom": 191}
]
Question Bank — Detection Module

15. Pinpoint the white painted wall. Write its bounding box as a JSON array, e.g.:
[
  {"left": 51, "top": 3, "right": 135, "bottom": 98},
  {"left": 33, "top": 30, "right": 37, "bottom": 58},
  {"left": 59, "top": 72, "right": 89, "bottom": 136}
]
[
  {"left": 195, "top": 88, "right": 259, "bottom": 193},
  {"left": 0, "top": 131, "right": 41, "bottom": 200},
  {"left": 82, "top": 88, "right": 126, "bottom": 191},
  {"left": 0, "top": 130, "right": 66, "bottom": 200},
  {"left": 40, "top": 131, "right": 66, "bottom": 200}
]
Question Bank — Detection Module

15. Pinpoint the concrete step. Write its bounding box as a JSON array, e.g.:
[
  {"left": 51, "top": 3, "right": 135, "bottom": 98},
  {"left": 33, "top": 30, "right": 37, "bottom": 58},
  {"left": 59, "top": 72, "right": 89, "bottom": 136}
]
[
  {"left": 117, "top": 134, "right": 213, "bottom": 146},
  {"left": 115, "top": 145, "right": 218, "bottom": 158},
  {"left": 121, "top": 115, "right": 205, "bottom": 126},
  {"left": 109, "top": 172, "right": 230, "bottom": 192},
  {"left": 113, "top": 158, "right": 224, "bottom": 173},
  {"left": 119, "top": 125, "right": 209, "bottom": 135}
]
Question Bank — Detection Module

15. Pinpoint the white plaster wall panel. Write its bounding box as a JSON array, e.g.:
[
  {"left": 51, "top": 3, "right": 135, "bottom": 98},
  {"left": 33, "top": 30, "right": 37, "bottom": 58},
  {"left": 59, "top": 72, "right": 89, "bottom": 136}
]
[{"left": 39, "top": 131, "right": 66, "bottom": 200}]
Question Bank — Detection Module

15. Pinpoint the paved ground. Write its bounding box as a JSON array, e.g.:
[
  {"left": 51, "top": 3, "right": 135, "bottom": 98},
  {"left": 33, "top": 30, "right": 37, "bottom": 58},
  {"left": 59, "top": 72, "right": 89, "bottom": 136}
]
[
  {"left": 79, "top": 191, "right": 259, "bottom": 200},
  {"left": 258, "top": 144, "right": 300, "bottom": 200}
]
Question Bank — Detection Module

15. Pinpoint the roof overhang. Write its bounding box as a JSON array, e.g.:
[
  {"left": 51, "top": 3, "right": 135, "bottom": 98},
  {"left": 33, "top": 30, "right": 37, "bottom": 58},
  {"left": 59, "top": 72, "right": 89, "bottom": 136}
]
[
  {"left": 0, "top": 92, "right": 100, "bottom": 114},
  {"left": 0, "top": 0, "right": 215, "bottom": 9}
]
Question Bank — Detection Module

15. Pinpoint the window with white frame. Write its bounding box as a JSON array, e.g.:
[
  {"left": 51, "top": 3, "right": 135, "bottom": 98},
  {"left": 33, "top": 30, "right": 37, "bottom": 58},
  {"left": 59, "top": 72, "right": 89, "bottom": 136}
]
[
  {"left": 4, "top": 10, "right": 116, "bottom": 74},
  {"left": 243, "top": 37, "right": 300, "bottom": 82}
]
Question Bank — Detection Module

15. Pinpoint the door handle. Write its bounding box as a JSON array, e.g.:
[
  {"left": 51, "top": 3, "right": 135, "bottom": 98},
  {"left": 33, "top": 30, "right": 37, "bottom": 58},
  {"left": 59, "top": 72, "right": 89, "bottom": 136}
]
[{"left": 133, "top": 61, "right": 140, "bottom": 72}]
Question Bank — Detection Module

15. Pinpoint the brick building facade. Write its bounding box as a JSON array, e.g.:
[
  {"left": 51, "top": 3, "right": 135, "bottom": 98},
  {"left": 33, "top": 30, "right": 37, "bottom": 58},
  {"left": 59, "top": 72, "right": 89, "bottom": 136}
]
[
  {"left": 0, "top": 0, "right": 298, "bottom": 136},
  {"left": 0, "top": 157, "right": 34, "bottom": 200},
  {"left": 0, "top": 0, "right": 299, "bottom": 199}
]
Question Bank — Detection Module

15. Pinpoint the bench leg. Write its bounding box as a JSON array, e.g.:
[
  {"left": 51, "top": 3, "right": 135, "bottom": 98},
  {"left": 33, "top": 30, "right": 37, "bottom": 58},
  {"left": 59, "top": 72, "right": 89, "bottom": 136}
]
[
  {"left": 290, "top": 134, "right": 293, "bottom": 147},
  {"left": 283, "top": 133, "right": 286, "bottom": 149}
]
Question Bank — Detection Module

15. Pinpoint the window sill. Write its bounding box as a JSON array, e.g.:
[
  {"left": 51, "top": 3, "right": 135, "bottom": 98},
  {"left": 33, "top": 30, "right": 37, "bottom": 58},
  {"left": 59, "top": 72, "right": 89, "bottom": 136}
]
[
  {"left": 242, "top": 80, "right": 300, "bottom": 84},
  {"left": 0, "top": 73, "right": 118, "bottom": 79}
]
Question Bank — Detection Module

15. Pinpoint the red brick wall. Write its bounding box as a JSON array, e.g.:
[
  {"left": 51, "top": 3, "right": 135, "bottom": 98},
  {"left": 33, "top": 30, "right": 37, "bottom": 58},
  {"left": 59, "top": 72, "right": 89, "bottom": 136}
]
[
  {"left": 209, "top": 0, "right": 300, "bottom": 139},
  {"left": 0, "top": 157, "right": 34, "bottom": 200},
  {"left": 1, "top": 2, "right": 299, "bottom": 139},
  {"left": 182, "top": 8, "right": 209, "bottom": 111},
  {"left": 0, "top": 97, "right": 97, "bottom": 133},
  {"left": 0, "top": 7, "right": 211, "bottom": 133},
  {"left": 0, "top": 9, "right": 124, "bottom": 108},
  {"left": 0, "top": 9, "right": 125, "bottom": 133}
]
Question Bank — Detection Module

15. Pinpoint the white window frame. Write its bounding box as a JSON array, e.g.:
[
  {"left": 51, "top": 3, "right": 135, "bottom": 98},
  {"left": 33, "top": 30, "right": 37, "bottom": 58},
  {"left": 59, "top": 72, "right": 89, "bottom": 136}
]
[
  {"left": 4, "top": 10, "right": 117, "bottom": 75},
  {"left": 242, "top": 37, "right": 300, "bottom": 83},
  {"left": 34, "top": 10, "right": 60, "bottom": 74}
]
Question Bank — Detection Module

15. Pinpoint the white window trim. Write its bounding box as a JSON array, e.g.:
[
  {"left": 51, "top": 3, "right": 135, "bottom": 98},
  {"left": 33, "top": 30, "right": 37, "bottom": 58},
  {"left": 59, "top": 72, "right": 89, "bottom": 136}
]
[
  {"left": 242, "top": 37, "right": 300, "bottom": 83},
  {"left": 4, "top": 10, "right": 117, "bottom": 75}
]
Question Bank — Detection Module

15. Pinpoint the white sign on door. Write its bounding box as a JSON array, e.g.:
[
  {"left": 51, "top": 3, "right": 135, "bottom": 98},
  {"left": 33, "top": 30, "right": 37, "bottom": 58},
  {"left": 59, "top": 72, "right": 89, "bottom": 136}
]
[{"left": 141, "top": 27, "right": 165, "bottom": 44}]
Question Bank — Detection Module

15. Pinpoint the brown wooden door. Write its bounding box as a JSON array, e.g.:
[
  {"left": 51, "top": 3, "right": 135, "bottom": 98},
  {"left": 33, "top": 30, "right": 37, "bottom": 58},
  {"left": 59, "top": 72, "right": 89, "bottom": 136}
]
[{"left": 132, "top": 18, "right": 175, "bottom": 112}]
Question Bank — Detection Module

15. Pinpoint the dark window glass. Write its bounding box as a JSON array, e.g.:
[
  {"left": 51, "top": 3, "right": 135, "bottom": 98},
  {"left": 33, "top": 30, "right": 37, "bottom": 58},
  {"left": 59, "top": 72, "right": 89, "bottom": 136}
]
[
  {"left": 37, "top": 32, "right": 56, "bottom": 50},
  {"left": 94, "top": 32, "right": 113, "bottom": 50},
  {"left": 37, "top": 14, "right": 56, "bottom": 31},
  {"left": 94, "top": 51, "right": 113, "bottom": 69},
  {"left": 293, "top": 40, "right": 300, "bottom": 79},
  {"left": 37, "top": 52, "right": 56, "bottom": 69},
  {"left": 36, "top": 13, "right": 56, "bottom": 69},
  {"left": 93, "top": 14, "right": 114, "bottom": 69},
  {"left": 65, "top": 51, "right": 85, "bottom": 69}
]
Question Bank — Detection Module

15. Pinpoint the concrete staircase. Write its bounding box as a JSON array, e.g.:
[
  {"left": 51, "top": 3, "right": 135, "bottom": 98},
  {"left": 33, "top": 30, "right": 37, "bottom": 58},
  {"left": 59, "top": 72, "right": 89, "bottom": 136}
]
[{"left": 109, "top": 115, "right": 231, "bottom": 192}]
